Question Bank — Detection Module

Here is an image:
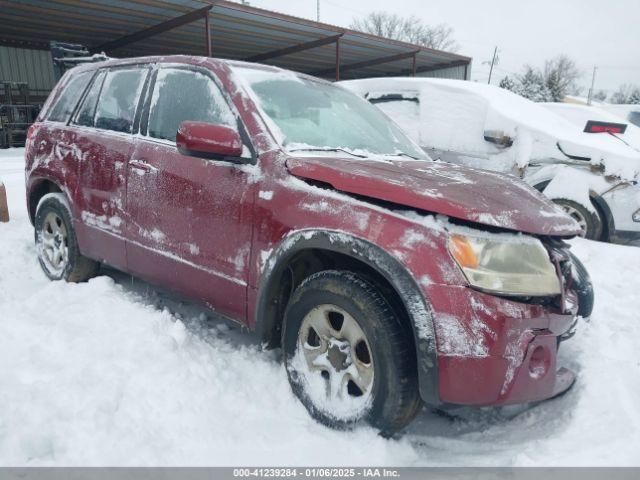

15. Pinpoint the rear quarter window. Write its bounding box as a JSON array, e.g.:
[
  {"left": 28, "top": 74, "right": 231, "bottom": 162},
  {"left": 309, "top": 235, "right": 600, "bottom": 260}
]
[
  {"left": 47, "top": 71, "right": 93, "bottom": 123},
  {"left": 367, "top": 93, "right": 421, "bottom": 143}
]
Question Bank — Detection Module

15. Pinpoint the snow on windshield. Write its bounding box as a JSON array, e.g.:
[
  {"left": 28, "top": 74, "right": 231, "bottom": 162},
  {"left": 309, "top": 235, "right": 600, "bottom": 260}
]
[
  {"left": 342, "top": 78, "right": 640, "bottom": 181},
  {"left": 232, "top": 66, "right": 427, "bottom": 160}
]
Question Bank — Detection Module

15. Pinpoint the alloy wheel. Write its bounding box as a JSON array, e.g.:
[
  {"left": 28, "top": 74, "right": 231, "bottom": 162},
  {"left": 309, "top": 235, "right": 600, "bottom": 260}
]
[
  {"left": 39, "top": 211, "right": 69, "bottom": 275},
  {"left": 560, "top": 204, "right": 588, "bottom": 236},
  {"left": 298, "top": 304, "right": 374, "bottom": 404}
]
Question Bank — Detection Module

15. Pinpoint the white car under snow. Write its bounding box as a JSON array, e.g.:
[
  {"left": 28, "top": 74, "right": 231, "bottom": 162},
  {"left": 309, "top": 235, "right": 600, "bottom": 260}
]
[
  {"left": 341, "top": 78, "right": 640, "bottom": 245},
  {"left": 542, "top": 102, "right": 640, "bottom": 153}
]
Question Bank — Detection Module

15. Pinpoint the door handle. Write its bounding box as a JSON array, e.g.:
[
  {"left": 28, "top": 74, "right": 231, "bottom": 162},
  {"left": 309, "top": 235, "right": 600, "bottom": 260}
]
[{"left": 129, "top": 159, "right": 157, "bottom": 174}]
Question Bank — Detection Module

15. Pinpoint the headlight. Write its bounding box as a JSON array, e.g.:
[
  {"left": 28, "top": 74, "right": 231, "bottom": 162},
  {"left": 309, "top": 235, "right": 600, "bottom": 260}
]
[
  {"left": 448, "top": 234, "right": 561, "bottom": 296},
  {"left": 633, "top": 208, "right": 640, "bottom": 223}
]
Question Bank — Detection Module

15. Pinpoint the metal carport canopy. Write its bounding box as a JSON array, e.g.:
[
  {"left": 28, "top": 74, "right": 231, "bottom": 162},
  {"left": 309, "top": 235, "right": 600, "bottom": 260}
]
[{"left": 0, "top": 0, "right": 472, "bottom": 81}]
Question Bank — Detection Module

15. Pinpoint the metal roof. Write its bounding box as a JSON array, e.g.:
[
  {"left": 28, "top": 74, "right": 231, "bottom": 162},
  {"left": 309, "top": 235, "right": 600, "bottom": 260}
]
[{"left": 0, "top": 0, "right": 472, "bottom": 81}]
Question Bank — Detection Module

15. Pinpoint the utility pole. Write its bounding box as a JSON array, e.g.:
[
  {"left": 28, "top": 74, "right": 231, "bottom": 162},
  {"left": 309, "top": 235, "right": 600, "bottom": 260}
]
[
  {"left": 487, "top": 46, "right": 499, "bottom": 85},
  {"left": 587, "top": 66, "right": 598, "bottom": 105},
  {"left": 317, "top": 0, "right": 320, "bottom": 22}
]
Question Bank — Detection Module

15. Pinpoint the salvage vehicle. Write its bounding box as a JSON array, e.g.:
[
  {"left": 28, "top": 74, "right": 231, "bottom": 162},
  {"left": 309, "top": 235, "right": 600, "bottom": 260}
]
[
  {"left": 601, "top": 104, "right": 640, "bottom": 128},
  {"left": 342, "top": 78, "right": 640, "bottom": 244},
  {"left": 542, "top": 102, "right": 640, "bottom": 153},
  {"left": 25, "top": 56, "right": 592, "bottom": 435}
]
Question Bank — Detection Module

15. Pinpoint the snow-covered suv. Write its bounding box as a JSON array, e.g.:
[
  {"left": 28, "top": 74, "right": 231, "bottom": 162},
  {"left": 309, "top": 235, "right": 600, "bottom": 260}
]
[
  {"left": 342, "top": 78, "right": 640, "bottom": 245},
  {"left": 26, "top": 56, "right": 592, "bottom": 435}
]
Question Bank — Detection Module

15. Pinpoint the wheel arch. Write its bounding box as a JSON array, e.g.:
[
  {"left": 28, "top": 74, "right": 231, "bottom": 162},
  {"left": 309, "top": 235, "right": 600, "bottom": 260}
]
[
  {"left": 589, "top": 194, "right": 614, "bottom": 242},
  {"left": 255, "top": 229, "right": 440, "bottom": 405},
  {"left": 27, "top": 177, "right": 64, "bottom": 225},
  {"left": 533, "top": 179, "right": 612, "bottom": 241}
]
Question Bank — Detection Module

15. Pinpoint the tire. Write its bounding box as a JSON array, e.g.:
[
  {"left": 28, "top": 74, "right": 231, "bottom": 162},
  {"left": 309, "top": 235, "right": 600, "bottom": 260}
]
[
  {"left": 282, "top": 270, "right": 423, "bottom": 436},
  {"left": 34, "top": 193, "right": 99, "bottom": 282},
  {"left": 568, "top": 251, "right": 594, "bottom": 320},
  {"left": 552, "top": 199, "right": 603, "bottom": 240}
]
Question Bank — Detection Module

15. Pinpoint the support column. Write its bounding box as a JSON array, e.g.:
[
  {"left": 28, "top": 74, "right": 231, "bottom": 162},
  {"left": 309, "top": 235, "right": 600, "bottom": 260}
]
[
  {"left": 412, "top": 53, "right": 417, "bottom": 77},
  {"left": 335, "top": 37, "right": 341, "bottom": 81},
  {"left": 205, "top": 13, "right": 212, "bottom": 57},
  {"left": 0, "top": 182, "right": 9, "bottom": 223}
]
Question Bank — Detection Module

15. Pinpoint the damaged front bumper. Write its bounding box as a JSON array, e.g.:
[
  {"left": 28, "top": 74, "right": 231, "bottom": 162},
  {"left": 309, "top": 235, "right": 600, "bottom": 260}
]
[{"left": 425, "top": 285, "right": 578, "bottom": 406}]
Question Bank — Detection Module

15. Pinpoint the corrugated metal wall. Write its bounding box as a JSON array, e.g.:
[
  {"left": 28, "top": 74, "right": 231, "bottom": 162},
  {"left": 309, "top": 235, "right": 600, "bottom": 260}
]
[
  {"left": 0, "top": 46, "right": 56, "bottom": 95},
  {"left": 418, "top": 64, "right": 470, "bottom": 80}
]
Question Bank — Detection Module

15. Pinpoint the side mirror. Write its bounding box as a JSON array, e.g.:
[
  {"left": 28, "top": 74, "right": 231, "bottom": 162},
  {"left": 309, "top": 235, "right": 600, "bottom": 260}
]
[
  {"left": 176, "top": 121, "right": 243, "bottom": 160},
  {"left": 484, "top": 130, "right": 514, "bottom": 148}
]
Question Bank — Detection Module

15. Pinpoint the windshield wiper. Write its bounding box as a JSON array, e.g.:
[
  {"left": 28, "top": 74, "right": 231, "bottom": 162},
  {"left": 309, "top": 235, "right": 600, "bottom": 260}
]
[
  {"left": 607, "top": 131, "right": 635, "bottom": 150},
  {"left": 386, "top": 151, "right": 421, "bottom": 160},
  {"left": 287, "top": 147, "right": 368, "bottom": 158}
]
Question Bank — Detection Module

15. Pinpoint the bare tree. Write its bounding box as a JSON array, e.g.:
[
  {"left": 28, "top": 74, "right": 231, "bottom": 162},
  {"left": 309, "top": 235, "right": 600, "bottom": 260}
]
[
  {"left": 611, "top": 84, "right": 640, "bottom": 104},
  {"left": 592, "top": 90, "right": 608, "bottom": 102},
  {"left": 543, "top": 55, "right": 582, "bottom": 102},
  {"left": 350, "top": 12, "right": 458, "bottom": 52}
]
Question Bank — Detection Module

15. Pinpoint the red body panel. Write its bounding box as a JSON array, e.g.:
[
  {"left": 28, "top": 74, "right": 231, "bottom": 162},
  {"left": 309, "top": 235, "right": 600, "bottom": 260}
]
[
  {"left": 25, "top": 55, "right": 580, "bottom": 407},
  {"left": 125, "top": 137, "right": 254, "bottom": 321},
  {"left": 285, "top": 157, "right": 581, "bottom": 237},
  {"left": 176, "top": 121, "right": 243, "bottom": 158},
  {"left": 427, "top": 284, "right": 576, "bottom": 405}
]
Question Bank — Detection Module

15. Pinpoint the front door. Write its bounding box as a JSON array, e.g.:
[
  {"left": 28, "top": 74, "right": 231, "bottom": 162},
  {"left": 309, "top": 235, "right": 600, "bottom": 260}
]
[{"left": 125, "top": 66, "right": 255, "bottom": 322}]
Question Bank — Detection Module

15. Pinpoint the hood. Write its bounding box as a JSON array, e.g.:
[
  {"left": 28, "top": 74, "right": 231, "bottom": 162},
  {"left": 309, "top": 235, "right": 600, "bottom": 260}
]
[{"left": 286, "top": 156, "right": 581, "bottom": 237}]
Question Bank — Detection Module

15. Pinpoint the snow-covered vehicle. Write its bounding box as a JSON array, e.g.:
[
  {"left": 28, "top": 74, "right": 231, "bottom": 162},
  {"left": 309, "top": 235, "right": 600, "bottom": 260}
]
[
  {"left": 342, "top": 78, "right": 640, "bottom": 245},
  {"left": 601, "top": 104, "right": 640, "bottom": 128},
  {"left": 25, "top": 56, "right": 591, "bottom": 436},
  {"left": 542, "top": 102, "right": 640, "bottom": 153}
]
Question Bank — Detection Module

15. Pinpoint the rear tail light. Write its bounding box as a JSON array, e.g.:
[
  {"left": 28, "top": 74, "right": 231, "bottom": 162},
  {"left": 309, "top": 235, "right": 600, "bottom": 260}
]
[
  {"left": 24, "top": 123, "right": 38, "bottom": 154},
  {"left": 583, "top": 120, "right": 627, "bottom": 134},
  {"left": 26, "top": 123, "right": 37, "bottom": 141}
]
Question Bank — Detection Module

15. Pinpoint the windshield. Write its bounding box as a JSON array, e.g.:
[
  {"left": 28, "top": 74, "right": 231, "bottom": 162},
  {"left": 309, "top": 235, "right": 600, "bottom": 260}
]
[{"left": 233, "top": 66, "right": 427, "bottom": 160}]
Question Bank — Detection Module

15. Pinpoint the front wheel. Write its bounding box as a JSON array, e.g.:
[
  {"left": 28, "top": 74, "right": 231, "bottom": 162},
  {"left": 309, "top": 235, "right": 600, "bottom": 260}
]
[
  {"left": 35, "top": 193, "right": 99, "bottom": 282},
  {"left": 553, "top": 199, "right": 603, "bottom": 240},
  {"left": 568, "top": 251, "right": 594, "bottom": 320},
  {"left": 282, "top": 270, "right": 423, "bottom": 436}
]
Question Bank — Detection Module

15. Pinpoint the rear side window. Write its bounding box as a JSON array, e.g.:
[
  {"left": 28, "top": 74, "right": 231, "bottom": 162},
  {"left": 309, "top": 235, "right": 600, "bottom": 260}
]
[
  {"left": 73, "top": 70, "right": 106, "bottom": 127},
  {"left": 147, "top": 68, "right": 235, "bottom": 142},
  {"left": 47, "top": 71, "right": 93, "bottom": 123},
  {"left": 94, "top": 68, "right": 147, "bottom": 133},
  {"left": 368, "top": 93, "right": 421, "bottom": 143}
]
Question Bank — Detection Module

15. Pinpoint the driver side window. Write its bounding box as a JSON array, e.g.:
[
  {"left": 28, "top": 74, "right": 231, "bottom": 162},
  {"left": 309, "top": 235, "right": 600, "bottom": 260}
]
[{"left": 147, "top": 68, "right": 236, "bottom": 142}]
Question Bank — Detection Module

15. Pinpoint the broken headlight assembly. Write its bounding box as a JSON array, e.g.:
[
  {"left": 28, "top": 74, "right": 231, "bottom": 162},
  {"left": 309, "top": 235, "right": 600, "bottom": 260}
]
[{"left": 448, "top": 233, "right": 561, "bottom": 297}]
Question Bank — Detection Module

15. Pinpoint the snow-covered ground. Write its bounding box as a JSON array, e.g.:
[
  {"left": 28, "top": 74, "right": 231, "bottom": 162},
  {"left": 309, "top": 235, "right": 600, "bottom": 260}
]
[{"left": 1, "top": 147, "right": 639, "bottom": 466}]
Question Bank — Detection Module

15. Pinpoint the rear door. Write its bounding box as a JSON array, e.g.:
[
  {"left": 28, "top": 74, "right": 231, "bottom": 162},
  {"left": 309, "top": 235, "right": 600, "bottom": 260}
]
[
  {"left": 125, "top": 65, "right": 256, "bottom": 322},
  {"left": 70, "top": 66, "right": 149, "bottom": 270}
]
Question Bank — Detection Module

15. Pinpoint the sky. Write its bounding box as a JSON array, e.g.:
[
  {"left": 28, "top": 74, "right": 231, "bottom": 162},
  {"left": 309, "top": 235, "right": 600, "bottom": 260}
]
[{"left": 241, "top": 0, "right": 640, "bottom": 96}]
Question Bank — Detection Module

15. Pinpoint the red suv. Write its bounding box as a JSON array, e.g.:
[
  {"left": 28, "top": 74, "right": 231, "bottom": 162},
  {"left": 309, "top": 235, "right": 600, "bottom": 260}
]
[{"left": 25, "top": 56, "right": 593, "bottom": 435}]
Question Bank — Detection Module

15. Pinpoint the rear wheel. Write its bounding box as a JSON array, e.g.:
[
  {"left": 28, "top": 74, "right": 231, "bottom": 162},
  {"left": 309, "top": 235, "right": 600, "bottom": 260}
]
[
  {"left": 553, "top": 199, "right": 603, "bottom": 240},
  {"left": 35, "top": 193, "right": 99, "bottom": 282},
  {"left": 282, "top": 270, "right": 423, "bottom": 436}
]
